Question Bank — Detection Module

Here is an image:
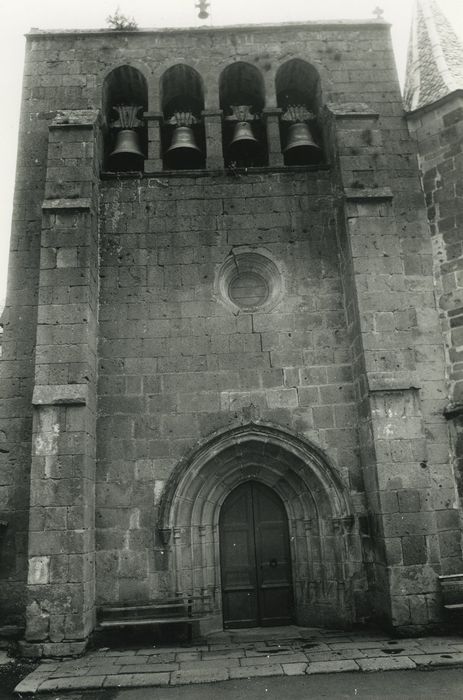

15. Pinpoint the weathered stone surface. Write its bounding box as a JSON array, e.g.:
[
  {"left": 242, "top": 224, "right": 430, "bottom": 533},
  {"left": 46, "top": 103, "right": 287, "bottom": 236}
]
[
  {"left": 282, "top": 662, "right": 308, "bottom": 675},
  {"left": 1, "top": 15, "right": 461, "bottom": 649},
  {"left": 27, "top": 557, "right": 50, "bottom": 585},
  {"left": 32, "top": 384, "right": 88, "bottom": 406},
  {"left": 25, "top": 601, "right": 50, "bottom": 641},
  {"left": 38, "top": 675, "right": 106, "bottom": 691},
  {"left": 241, "top": 653, "right": 307, "bottom": 666},
  {"left": 14, "top": 675, "right": 44, "bottom": 694},
  {"left": 229, "top": 664, "right": 284, "bottom": 679},
  {"left": 115, "top": 672, "right": 171, "bottom": 687},
  {"left": 356, "top": 656, "right": 416, "bottom": 671},
  {"left": 410, "top": 652, "right": 463, "bottom": 667},
  {"left": 14, "top": 629, "right": 463, "bottom": 692},
  {"left": 121, "top": 663, "right": 178, "bottom": 673},
  {"left": 170, "top": 667, "right": 229, "bottom": 684},
  {"left": 306, "top": 660, "right": 359, "bottom": 674}
]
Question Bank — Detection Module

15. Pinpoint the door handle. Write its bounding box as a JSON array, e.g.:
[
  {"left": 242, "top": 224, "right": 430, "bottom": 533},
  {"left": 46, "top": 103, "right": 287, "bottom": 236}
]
[{"left": 262, "top": 559, "right": 278, "bottom": 568}]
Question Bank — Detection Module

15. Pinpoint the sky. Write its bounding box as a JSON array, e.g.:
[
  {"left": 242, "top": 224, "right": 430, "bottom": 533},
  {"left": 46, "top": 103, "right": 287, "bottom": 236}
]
[{"left": 1, "top": 0, "right": 462, "bottom": 304}]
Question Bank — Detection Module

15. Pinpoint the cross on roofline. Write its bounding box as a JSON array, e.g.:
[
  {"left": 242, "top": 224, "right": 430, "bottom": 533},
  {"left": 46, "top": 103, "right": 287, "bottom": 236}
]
[{"left": 196, "top": 1, "right": 210, "bottom": 20}]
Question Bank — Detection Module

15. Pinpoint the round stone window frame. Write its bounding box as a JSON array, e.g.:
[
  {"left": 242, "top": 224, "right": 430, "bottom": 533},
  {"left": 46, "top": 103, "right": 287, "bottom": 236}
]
[{"left": 215, "top": 247, "right": 283, "bottom": 313}]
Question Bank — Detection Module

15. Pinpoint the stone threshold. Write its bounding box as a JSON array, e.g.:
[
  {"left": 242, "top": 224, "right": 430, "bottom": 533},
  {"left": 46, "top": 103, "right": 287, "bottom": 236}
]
[{"left": 14, "top": 626, "right": 463, "bottom": 694}]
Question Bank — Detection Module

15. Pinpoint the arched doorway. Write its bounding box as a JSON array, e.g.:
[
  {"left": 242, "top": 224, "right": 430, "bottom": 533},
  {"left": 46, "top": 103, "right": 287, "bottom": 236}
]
[
  {"left": 219, "top": 481, "right": 294, "bottom": 628},
  {"left": 157, "top": 424, "right": 358, "bottom": 632}
]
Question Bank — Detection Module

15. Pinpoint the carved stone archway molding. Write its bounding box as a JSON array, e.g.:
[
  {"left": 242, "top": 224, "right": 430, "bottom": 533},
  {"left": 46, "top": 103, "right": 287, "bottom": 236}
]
[{"left": 157, "top": 422, "right": 359, "bottom": 631}]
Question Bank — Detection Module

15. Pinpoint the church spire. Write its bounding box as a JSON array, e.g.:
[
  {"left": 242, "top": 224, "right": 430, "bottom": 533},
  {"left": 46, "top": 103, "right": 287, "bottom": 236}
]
[{"left": 404, "top": 0, "right": 463, "bottom": 111}]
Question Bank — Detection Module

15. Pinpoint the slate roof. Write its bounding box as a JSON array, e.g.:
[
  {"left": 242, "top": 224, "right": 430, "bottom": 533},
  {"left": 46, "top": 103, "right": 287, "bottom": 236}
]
[{"left": 404, "top": 0, "right": 463, "bottom": 111}]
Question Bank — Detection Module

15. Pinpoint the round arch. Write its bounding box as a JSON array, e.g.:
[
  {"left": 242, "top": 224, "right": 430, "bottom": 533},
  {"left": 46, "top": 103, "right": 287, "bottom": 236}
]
[
  {"left": 160, "top": 63, "right": 205, "bottom": 117},
  {"left": 157, "top": 423, "right": 359, "bottom": 631},
  {"left": 219, "top": 61, "right": 266, "bottom": 113},
  {"left": 275, "top": 58, "right": 323, "bottom": 112},
  {"left": 101, "top": 63, "right": 150, "bottom": 124}
]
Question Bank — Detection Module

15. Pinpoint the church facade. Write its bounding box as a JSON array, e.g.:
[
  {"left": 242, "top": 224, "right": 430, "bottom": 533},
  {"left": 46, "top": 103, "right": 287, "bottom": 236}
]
[{"left": 1, "top": 2, "right": 463, "bottom": 657}]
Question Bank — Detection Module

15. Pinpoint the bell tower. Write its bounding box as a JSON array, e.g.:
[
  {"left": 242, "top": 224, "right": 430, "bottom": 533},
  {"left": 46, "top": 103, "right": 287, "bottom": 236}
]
[{"left": 0, "top": 8, "right": 462, "bottom": 655}]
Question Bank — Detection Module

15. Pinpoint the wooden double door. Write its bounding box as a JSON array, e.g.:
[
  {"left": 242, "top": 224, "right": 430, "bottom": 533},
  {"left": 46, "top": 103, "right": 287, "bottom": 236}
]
[{"left": 219, "top": 481, "right": 294, "bottom": 628}]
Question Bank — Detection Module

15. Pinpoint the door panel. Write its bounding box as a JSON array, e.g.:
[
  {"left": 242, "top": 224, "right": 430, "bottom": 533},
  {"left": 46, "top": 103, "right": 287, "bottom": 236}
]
[
  {"left": 220, "top": 484, "right": 258, "bottom": 627},
  {"left": 260, "top": 587, "right": 294, "bottom": 626},
  {"left": 220, "top": 481, "right": 293, "bottom": 628},
  {"left": 253, "top": 482, "right": 293, "bottom": 626}
]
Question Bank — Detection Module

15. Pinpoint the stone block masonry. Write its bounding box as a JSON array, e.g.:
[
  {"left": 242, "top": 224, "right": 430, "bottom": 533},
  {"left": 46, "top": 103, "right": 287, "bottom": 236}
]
[
  {"left": 96, "top": 169, "right": 360, "bottom": 607},
  {"left": 14, "top": 627, "right": 463, "bottom": 692},
  {"left": 0, "top": 19, "right": 461, "bottom": 654},
  {"left": 407, "top": 93, "right": 463, "bottom": 524},
  {"left": 331, "top": 101, "right": 457, "bottom": 631},
  {"left": 20, "top": 111, "right": 101, "bottom": 657}
]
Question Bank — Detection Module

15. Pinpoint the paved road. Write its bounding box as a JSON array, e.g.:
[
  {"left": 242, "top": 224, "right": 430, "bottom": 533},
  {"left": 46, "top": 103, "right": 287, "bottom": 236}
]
[{"left": 29, "top": 668, "right": 463, "bottom": 700}]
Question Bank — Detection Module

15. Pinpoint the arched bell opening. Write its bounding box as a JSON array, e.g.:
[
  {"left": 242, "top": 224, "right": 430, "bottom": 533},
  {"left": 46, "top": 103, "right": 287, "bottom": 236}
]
[
  {"left": 275, "top": 59, "right": 323, "bottom": 167},
  {"left": 103, "top": 65, "right": 148, "bottom": 172},
  {"left": 160, "top": 65, "right": 206, "bottom": 170},
  {"left": 157, "top": 424, "right": 360, "bottom": 632},
  {"left": 219, "top": 63, "right": 268, "bottom": 168}
]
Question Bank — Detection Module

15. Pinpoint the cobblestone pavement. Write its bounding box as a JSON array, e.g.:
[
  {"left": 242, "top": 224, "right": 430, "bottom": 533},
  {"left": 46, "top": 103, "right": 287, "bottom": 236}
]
[{"left": 14, "top": 626, "right": 463, "bottom": 694}]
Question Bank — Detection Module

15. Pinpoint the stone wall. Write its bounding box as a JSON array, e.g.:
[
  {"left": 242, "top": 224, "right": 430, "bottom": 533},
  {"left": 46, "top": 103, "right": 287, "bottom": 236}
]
[
  {"left": 96, "top": 170, "right": 363, "bottom": 615},
  {"left": 20, "top": 111, "right": 101, "bottom": 656},
  {"left": 0, "top": 20, "right": 460, "bottom": 649},
  {"left": 407, "top": 93, "right": 463, "bottom": 513},
  {"left": 329, "top": 97, "right": 457, "bottom": 631},
  {"left": 0, "top": 20, "right": 400, "bottom": 631}
]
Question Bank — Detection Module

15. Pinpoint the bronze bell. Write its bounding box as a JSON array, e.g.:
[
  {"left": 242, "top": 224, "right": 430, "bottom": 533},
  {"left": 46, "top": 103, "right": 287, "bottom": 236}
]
[
  {"left": 110, "top": 129, "right": 144, "bottom": 158},
  {"left": 228, "top": 121, "right": 259, "bottom": 164},
  {"left": 283, "top": 122, "right": 321, "bottom": 165},
  {"left": 109, "top": 129, "right": 144, "bottom": 170},
  {"left": 230, "top": 121, "right": 258, "bottom": 147},
  {"left": 166, "top": 126, "right": 202, "bottom": 169}
]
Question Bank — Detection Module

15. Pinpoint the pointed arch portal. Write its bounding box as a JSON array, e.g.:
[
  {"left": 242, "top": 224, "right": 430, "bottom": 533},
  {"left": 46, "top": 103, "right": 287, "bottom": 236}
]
[{"left": 158, "top": 424, "right": 358, "bottom": 631}]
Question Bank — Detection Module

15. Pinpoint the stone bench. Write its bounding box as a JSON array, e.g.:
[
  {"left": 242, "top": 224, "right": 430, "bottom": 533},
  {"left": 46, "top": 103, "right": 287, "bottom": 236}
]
[
  {"left": 439, "top": 574, "right": 463, "bottom": 611},
  {"left": 97, "top": 594, "right": 213, "bottom": 642}
]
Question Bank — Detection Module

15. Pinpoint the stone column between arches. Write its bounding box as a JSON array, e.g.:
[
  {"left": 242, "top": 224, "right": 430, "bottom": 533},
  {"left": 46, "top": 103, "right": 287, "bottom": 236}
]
[{"left": 157, "top": 425, "right": 359, "bottom": 633}]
